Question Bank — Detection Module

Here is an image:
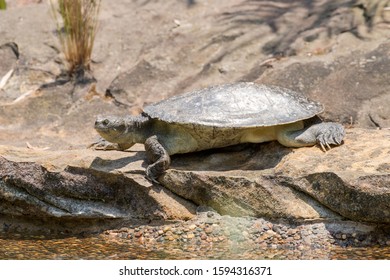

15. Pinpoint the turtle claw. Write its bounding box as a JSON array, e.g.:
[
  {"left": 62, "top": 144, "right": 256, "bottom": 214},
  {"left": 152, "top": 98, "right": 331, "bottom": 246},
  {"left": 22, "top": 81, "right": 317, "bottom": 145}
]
[
  {"left": 316, "top": 123, "right": 345, "bottom": 152},
  {"left": 88, "top": 138, "right": 120, "bottom": 150},
  {"left": 146, "top": 177, "right": 160, "bottom": 185},
  {"left": 145, "top": 166, "right": 161, "bottom": 184}
]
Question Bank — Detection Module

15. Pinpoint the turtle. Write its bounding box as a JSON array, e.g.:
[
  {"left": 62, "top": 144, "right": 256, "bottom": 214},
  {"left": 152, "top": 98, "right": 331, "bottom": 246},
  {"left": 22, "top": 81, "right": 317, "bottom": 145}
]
[{"left": 93, "top": 82, "right": 345, "bottom": 182}]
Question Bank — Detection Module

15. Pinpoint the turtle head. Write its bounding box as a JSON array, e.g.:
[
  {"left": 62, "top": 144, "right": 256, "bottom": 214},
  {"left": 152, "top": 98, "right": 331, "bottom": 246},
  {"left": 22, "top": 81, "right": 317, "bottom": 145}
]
[
  {"left": 95, "top": 115, "right": 127, "bottom": 142},
  {"left": 94, "top": 115, "right": 149, "bottom": 145}
]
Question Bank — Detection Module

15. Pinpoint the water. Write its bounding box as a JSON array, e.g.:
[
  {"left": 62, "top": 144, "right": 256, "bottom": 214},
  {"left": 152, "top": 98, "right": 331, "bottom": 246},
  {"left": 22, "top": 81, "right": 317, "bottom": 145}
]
[{"left": 1, "top": 234, "right": 389, "bottom": 260}]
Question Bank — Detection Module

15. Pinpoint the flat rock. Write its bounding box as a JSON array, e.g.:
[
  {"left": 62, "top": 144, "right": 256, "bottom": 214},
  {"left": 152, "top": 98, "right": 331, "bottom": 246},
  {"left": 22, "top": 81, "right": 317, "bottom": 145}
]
[
  {"left": 0, "top": 145, "right": 196, "bottom": 221},
  {"left": 1, "top": 0, "right": 390, "bottom": 150},
  {"left": 258, "top": 42, "right": 390, "bottom": 127},
  {"left": 0, "top": 42, "right": 18, "bottom": 78},
  {"left": 1, "top": 128, "right": 389, "bottom": 225},
  {"left": 161, "top": 128, "right": 390, "bottom": 223}
]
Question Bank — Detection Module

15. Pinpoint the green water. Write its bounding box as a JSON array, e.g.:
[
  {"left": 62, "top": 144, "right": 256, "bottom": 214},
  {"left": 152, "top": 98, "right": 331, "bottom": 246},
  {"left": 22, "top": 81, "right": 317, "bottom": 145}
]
[{"left": 1, "top": 234, "right": 389, "bottom": 260}]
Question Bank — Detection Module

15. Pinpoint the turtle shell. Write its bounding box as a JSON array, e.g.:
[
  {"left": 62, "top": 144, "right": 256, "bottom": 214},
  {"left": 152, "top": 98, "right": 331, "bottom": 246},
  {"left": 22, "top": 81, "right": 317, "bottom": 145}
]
[{"left": 143, "top": 82, "right": 324, "bottom": 128}]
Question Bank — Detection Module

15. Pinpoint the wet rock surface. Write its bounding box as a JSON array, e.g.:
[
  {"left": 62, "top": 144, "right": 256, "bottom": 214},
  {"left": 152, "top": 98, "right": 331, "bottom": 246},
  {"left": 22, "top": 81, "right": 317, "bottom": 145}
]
[
  {"left": 104, "top": 211, "right": 390, "bottom": 255},
  {"left": 1, "top": 209, "right": 390, "bottom": 259}
]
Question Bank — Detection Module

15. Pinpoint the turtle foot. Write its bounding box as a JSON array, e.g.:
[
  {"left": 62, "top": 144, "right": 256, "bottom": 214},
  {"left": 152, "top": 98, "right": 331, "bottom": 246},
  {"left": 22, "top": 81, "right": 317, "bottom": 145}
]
[
  {"left": 88, "top": 138, "right": 121, "bottom": 150},
  {"left": 315, "top": 122, "right": 345, "bottom": 152},
  {"left": 145, "top": 166, "right": 162, "bottom": 184}
]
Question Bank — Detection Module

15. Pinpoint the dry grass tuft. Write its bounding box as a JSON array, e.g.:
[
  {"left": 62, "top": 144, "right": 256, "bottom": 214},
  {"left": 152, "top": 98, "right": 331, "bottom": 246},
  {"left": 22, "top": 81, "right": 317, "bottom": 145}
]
[
  {"left": 0, "top": 0, "right": 6, "bottom": 10},
  {"left": 51, "top": 0, "right": 101, "bottom": 80}
]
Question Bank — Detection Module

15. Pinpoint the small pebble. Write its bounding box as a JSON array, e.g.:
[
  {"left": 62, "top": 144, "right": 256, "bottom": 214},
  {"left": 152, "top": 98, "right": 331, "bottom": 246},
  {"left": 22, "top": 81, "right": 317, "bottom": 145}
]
[
  {"left": 18, "top": 215, "right": 385, "bottom": 260},
  {"left": 188, "top": 224, "right": 197, "bottom": 230},
  {"left": 205, "top": 227, "right": 213, "bottom": 234},
  {"left": 294, "top": 234, "right": 301, "bottom": 240},
  {"left": 207, "top": 212, "right": 214, "bottom": 218},
  {"left": 266, "top": 230, "right": 276, "bottom": 236}
]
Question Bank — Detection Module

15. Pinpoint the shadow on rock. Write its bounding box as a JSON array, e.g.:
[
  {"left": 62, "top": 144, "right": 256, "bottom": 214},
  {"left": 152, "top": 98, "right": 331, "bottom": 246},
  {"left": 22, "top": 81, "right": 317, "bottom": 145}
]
[
  {"left": 218, "top": 0, "right": 388, "bottom": 56},
  {"left": 170, "top": 142, "right": 292, "bottom": 172},
  {"left": 90, "top": 152, "right": 145, "bottom": 174}
]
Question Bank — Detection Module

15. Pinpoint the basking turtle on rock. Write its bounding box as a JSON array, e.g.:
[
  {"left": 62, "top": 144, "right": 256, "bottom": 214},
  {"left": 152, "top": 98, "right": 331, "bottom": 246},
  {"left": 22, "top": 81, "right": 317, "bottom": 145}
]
[{"left": 93, "top": 82, "right": 345, "bottom": 182}]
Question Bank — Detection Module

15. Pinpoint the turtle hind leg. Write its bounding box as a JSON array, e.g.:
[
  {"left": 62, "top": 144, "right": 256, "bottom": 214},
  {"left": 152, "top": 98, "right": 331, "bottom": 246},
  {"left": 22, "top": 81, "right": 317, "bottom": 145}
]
[
  {"left": 144, "top": 135, "right": 171, "bottom": 183},
  {"left": 277, "top": 122, "right": 345, "bottom": 151},
  {"left": 307, "top": 122, "right": 345, "bottom": 151}
]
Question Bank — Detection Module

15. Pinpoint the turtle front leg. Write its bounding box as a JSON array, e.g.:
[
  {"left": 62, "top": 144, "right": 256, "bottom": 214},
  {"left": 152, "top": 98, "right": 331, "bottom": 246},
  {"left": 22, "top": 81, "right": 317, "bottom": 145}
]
[{"left": 144, "top": 135, "right": 171, "bottom": 183}]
